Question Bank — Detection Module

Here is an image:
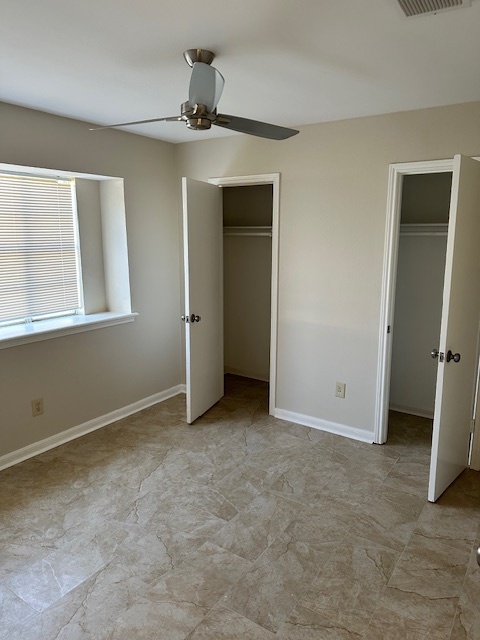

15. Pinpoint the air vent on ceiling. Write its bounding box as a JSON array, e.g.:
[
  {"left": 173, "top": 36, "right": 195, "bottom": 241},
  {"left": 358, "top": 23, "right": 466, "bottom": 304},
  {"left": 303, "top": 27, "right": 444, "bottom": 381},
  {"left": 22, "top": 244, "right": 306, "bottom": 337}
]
[{"left": 397, "top": 0, "right": 471, "bottom": 17}]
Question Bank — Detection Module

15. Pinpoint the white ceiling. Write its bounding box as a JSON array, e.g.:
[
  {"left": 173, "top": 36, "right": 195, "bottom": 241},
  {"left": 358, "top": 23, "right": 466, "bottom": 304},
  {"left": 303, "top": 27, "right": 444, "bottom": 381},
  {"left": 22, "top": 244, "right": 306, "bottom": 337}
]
[{"left": 2, "top": 0, "right": 480, "bottom": 144}]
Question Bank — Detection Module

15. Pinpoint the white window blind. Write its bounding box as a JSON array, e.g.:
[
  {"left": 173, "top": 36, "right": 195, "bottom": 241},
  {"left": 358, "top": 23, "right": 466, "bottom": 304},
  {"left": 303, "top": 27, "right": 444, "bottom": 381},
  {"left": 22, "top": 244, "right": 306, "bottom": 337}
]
[{"left": 0, "top": 173, "right": 82, "bottom": 326}]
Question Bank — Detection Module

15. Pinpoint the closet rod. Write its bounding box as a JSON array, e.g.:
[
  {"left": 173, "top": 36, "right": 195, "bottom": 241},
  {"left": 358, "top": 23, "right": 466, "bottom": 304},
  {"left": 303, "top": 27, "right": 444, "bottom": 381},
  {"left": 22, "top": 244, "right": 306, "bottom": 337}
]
[
  {"left": 223, "top": 225, "right": 272, "bottom": 238},
  {"left": 400, "top": 223, "right": 448, "bottom": 237},
  {"left": 224, "top": 232, "right": 272, "bottom": 237}
]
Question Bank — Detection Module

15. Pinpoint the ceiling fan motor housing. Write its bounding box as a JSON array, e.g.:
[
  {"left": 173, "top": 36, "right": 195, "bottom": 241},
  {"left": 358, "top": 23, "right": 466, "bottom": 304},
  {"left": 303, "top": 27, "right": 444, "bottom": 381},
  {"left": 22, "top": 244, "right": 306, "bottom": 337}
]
[
  {"left": 187, "top": 117, "right": 212, "bottom": 131},
  {"left": 182, "top": 101, "right": 215, "bottom": 130}
]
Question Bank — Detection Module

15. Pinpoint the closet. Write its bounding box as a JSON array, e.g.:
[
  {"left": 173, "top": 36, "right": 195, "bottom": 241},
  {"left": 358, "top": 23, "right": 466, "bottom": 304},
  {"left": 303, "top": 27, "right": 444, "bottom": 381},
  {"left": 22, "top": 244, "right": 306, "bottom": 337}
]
[
  {"left": 222, "top": 185, "right": 273, "bottom": 382},
  {"left": 389, "top": 172, "right": 452, "bottom": 418}
]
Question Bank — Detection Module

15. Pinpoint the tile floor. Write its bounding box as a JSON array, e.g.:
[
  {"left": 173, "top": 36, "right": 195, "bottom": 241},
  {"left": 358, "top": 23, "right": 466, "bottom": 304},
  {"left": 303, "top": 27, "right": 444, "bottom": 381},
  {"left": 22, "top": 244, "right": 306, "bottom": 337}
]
[{"left": 1, "top": 375, "right": 479, "bottom": 639}]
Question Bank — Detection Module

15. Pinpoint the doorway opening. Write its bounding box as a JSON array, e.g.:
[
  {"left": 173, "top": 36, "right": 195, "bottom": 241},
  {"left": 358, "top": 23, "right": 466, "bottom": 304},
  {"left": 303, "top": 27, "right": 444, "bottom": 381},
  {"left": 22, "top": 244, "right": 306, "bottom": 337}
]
[
  {"left": 223, "top": 184, "right": 273, "bottom": 387},
  {"left": 386, "top": 172, "right": 452, "bottom": 458},
  {"left": 375, "top": 159, "right": 454, "bottom": 445},
  {"left": 210, "top": 173, "right": 280, "bottom": 416}
]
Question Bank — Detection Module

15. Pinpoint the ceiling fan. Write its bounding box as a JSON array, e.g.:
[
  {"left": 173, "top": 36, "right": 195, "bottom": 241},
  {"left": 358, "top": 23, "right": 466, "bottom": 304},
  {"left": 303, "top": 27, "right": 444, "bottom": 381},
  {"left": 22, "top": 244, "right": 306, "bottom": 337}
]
[{"left": 90, "top": 49, "right": 299, "bottom": 141}]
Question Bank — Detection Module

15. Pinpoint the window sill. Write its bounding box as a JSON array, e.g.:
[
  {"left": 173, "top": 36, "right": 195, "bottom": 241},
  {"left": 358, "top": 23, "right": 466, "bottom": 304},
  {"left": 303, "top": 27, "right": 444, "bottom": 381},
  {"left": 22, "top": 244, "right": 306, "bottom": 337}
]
[{"left": 0, "top": 312, "right": 138, "bottom": 350}]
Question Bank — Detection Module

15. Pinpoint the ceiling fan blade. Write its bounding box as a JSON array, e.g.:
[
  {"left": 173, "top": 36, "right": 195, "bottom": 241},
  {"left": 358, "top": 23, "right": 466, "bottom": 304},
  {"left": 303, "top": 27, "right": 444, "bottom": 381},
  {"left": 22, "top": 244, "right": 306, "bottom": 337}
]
[
  {"left": 189, "top": 62, "right": 225, "bottom": 112},
  {"left": 89, "top": 116, "right": 182, "bottom": 131},
  {"left": 214, "top": 114, "right": 299, "bottom": 140}
]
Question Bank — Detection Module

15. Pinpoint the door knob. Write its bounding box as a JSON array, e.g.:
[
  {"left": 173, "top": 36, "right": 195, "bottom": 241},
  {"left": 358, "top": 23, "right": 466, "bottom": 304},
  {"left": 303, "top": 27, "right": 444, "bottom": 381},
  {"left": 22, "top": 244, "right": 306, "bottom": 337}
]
[
  {"left": 181, "top": 314, "right": 201, "bottom": 323},
  {"left": 431, "top": 349, "right": 439, "bottom": 359},
  {"left": 446, "top": 350, "right": 461, "bottom": 363}
]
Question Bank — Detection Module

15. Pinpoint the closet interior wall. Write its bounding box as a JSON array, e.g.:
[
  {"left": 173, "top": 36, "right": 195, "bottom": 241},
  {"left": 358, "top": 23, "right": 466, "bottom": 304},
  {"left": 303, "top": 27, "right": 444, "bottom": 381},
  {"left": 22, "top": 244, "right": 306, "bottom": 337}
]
[
  {"left": 223, "top": 185, "right": 273, "bottom": 382},
  {"left": 389, "top": 172, "right": 452, "bottom": 419}
]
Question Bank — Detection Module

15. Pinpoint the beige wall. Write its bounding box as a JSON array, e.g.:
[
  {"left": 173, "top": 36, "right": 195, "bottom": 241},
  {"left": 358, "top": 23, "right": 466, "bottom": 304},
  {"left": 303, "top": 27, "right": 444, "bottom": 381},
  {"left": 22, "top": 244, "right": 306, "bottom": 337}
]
[
  {"left": 175, "top": 101, "right": 480, "bottom": 434},
  {"left": 3, "top": 99, "right": 480, "bottom": 456},
  {"left": 0, "top": 102, "right": 182, "bottom": 456}
]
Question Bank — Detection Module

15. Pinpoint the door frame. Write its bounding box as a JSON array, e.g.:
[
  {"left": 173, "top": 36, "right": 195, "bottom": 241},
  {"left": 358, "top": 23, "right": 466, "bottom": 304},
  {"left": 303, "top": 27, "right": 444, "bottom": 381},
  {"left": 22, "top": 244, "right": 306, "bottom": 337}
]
[
  {"left": 375, "top": 157, "right": 480, "bottom": 470},
  {"left": 209, "top": 173, "right": 280, "bottom": 416},
  {"left": 375, "top": 158, "right": 453, "bottom": 445}
]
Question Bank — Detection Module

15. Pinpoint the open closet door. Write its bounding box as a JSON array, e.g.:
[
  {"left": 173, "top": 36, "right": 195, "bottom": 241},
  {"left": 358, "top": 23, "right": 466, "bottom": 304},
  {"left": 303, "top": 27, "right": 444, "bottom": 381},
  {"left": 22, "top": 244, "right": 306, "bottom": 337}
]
[
  {"left": 182, "top": 177, "right": 224, "bottom": 423},
  {"left": 428, "top": 155, "right": 480, "bottom": 501}
]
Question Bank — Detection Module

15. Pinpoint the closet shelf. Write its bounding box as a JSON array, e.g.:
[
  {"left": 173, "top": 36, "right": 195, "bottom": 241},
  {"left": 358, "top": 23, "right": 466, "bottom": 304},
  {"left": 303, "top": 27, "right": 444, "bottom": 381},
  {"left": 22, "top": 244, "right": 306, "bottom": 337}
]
[
  {"left": 400, "top": 223, "right": 448, "bottom": 236},
  {"left": 223, "top": 226, "right": 272, "bottom": 237}
]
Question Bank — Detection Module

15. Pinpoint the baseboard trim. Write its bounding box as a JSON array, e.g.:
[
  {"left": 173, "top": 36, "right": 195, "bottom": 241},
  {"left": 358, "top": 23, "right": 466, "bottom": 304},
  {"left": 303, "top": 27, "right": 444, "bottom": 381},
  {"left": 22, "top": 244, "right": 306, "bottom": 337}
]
[
  {"left": 0, "top": 384, "right": 186, "bottom": 472},
  {"left": 274, "top": 408, "right": 374, "bottom": 444},
  {"left": 389, "top": 404, "right": 434, "bottom": 419},
  {"left": 224, "top": 367, "right": 269, "bottom": 383}
]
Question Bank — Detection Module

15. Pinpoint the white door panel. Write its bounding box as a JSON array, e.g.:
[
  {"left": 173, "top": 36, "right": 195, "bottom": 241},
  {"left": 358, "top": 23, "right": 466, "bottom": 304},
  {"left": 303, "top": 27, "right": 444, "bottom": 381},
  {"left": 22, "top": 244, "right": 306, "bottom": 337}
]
[
  {"left": 182, "top": 177, "right": 223, "bottom": 423},
  {"left": 429, "top": 155, "right": 480, "bottom": 501}
]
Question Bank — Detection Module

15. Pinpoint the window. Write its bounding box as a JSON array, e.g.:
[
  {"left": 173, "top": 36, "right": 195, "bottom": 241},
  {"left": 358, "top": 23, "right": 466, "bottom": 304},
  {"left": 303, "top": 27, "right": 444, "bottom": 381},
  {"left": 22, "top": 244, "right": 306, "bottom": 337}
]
[
  {"left": 0, "top": 163, "right": 136, "bottom": 349},
  {"left": 0, "top": 172, "right": 83, "bottom": 327}
]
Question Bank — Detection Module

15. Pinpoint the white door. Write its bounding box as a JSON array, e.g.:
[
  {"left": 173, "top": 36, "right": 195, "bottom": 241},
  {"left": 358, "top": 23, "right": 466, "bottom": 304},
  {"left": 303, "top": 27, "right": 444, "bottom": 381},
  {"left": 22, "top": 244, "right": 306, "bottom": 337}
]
[
  {"left": 182, "top": 177, "right": 224, "bottom": 423},
  {"left": 428, "top": 155, "right": 480, "bottom": 502}
]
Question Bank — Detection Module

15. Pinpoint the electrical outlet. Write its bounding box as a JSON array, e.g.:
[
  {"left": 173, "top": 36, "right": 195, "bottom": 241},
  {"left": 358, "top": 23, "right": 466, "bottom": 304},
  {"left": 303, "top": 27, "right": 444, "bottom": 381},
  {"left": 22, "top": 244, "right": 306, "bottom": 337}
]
[
  {"left": 31, "top": 398, "right": 44, "bottom": 417},
  {"left": 335, "top": 382, "right": 346, "bottom": 399}
]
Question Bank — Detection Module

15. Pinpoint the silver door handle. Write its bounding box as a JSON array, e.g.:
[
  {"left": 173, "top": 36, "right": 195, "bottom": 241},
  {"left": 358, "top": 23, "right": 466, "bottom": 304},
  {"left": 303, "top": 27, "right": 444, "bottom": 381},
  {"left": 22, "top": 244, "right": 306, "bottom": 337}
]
[
  {"left": 190, "top": 314, "right": 201, "bottom": 323},
  {"left": 181, "top": 314, "right": 201, "bottom": 323},
  {"left": 431, "top": 349, "right": 439, "bottom": 359}
]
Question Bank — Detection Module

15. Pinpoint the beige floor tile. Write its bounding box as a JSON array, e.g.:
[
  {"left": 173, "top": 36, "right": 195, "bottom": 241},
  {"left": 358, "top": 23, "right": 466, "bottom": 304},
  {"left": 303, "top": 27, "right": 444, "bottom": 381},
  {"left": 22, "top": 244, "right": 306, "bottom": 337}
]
[
  {"left": 368, "top": 583, "right": 458, "bottom": 638},
  {"left": 185, "top": 605, "right": 276, "bottom": 639},
  {"left": 221, "top": 530, "right": 325, "bottom": 633},
  {"left": 212, "top": 491, "right": 304, "bottom": 561},
  {"left": 347, "top": 484, "right": 425, "bottom": 552},
  {"left": 448, "top": 539, "right": 480, "bottom": 640},
  {"left": 299, "top": 542, "right": 399, "bottom": 624},
  {"left": 383, "top": 458, "right": 431, "bottom": 498},
  {"left": 276, "top": 604, "right": 365, "bottom": 639},
  {"left": 212, "top": 463, "right": 278, "bottom": 512},
  {"left": 144, "top": 541, "right": 251, "bottom": 609},
  {"left": 386, "top": 532, "right": 471, "bottom": 600},
  {"left": 0, "top": 584, "right": 37, "bottom": 640},
  {"left": 105, "top": 541, "right": 252, "bottom": 640},
  {"left": 365, "top": 616, "right": 453, "bottom": 639},
  {"left": 1, "top": 378, "right": 479, "bottom": 640},
  {"left": 105, "top": 599, "right": 207, "bottom": 640},
  {"left": 4, "top": 544, "right": 108, "bottom": 612},
  {"left": 283, "top": 497, "right": 360, "bottom": 549}
]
